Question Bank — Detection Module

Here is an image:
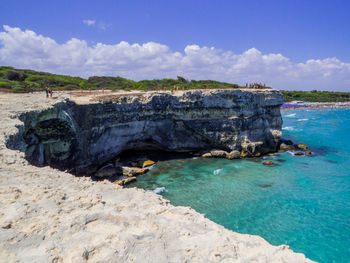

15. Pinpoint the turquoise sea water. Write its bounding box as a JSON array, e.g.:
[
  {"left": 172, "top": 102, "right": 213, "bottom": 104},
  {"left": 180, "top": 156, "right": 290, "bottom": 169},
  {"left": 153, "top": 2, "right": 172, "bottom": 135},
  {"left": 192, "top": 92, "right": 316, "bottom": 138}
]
[{"left": 129, "top": 108, "right": 350, "bottom": 263}]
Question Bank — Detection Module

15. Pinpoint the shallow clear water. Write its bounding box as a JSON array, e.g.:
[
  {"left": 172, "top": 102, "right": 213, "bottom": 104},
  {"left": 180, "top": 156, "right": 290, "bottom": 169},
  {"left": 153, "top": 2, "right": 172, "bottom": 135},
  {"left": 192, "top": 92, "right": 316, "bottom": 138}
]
[{"left": 129, "top": 108, "right": 350, "bottom": 263}]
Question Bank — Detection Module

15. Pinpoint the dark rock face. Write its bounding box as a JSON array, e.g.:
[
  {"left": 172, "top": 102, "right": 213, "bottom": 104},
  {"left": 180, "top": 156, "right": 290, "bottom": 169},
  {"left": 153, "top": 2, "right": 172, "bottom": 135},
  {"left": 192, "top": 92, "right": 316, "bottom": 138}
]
[
  {"left": 22, "top": 104, "right": 80, "bottom": 169},
  {"left": 20, "top": 90, "right": 283, "bottom": 175},
  {"left": 95, "top": 164, "right": 121, "bottom": 178}
]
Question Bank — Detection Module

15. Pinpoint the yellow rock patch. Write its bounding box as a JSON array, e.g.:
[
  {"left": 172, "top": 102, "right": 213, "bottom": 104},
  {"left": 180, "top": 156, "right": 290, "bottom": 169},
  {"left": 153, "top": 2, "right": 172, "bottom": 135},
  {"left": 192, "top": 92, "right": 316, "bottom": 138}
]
[
  {"left": 142, "top": 160, "right": 155, "bottom": 167},
  {"left": 114, "top": 177, "right": 136, "bottom": 186}
]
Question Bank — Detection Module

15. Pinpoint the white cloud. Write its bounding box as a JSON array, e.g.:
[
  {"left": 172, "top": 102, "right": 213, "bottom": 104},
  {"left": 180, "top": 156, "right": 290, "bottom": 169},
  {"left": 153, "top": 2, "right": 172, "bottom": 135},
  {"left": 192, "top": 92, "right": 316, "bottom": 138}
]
[
  {"left": 0, "top": 25, "right": 349, "bottom": 91},
  {"left": 83, "top": 19, "right": 96, "bottom": 26},
  {"left": 83, "top": 20, "right": 110, "bottom": 31}
]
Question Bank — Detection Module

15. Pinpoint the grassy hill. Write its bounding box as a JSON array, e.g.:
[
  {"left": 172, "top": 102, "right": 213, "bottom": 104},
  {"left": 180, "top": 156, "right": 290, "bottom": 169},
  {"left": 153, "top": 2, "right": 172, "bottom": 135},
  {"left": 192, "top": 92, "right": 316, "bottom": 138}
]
[{"left": 0, "top": 66, "right": 251, "bottom": 93}]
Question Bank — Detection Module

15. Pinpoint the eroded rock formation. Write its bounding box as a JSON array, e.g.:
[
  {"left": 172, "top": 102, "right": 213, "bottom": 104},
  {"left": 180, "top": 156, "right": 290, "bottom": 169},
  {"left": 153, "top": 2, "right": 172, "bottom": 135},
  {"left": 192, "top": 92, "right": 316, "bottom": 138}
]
[{"left": 20, "top": 89, "right": 283, "bottom": 175}]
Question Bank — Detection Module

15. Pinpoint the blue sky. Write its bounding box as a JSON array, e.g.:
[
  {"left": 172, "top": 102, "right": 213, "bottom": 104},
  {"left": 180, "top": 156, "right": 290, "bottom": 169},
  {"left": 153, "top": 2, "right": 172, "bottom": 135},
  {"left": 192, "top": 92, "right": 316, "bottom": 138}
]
[{"left": 1, "top": 0, "right": 350, "bottom": 91}]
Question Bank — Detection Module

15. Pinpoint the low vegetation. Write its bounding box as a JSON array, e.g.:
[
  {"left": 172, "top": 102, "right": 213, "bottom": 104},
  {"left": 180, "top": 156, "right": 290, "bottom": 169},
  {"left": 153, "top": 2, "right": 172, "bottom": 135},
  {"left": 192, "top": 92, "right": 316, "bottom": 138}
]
[
  {"left": 0, "top": 66, "right": 86, "bottom": 93},
  {"left": 0, "top": 66, "right": 257, "bottom": 93},
  {"left": 282, "top": 90, "right": 350, "bottom": 102}
]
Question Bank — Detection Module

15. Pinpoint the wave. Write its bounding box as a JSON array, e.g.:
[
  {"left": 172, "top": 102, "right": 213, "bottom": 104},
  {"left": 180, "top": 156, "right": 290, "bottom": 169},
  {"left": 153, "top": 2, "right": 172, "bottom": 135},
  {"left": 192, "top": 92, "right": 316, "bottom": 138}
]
[
  {"left": 282, "top": 126, "right": 295, "bottom": 131},
  {"left": 297, "top": 118, "right": 309, "bottom": 121},
  {"left": 213, "top": 168, "right": 223, "bottom": 175},
  {"left": 152, "top": 187, "right": 167, "bottom": 194},
  {"left": 285, "top": 113, "right": 296, "bottom": 117}
]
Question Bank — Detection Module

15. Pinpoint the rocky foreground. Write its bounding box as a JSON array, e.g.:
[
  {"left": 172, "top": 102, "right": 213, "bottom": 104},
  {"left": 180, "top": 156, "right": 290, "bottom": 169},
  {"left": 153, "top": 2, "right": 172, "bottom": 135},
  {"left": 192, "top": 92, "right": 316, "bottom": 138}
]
[{"left": 0, "top": 91, "right": 314, "bottom": 262}]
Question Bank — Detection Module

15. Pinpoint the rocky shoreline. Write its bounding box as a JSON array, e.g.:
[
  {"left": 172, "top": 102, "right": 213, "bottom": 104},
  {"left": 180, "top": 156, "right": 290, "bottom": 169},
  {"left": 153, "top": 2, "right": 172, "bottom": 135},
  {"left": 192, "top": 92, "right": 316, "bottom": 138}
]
[
  {"left": 0, "top": 91, "right": 314, "bottom": 262},
  {"left": 108, "top": 139, "right": 313, "bottom": 186}
]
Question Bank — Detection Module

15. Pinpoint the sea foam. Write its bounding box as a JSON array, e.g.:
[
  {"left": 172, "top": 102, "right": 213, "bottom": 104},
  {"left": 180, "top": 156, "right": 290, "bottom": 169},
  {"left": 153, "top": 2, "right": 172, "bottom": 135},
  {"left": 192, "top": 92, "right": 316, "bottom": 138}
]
[
  {"left": 213, "top": 168, "right": 223, "bottom": 175},
  {"left": 285, "top": 113, "right": 296, "bottom": 117},
  {"left": 152, "top": 187, "right": 167, "bottom": 194},
  {"left": 282, "top": 126, "right": 295, "bottom": 131}
]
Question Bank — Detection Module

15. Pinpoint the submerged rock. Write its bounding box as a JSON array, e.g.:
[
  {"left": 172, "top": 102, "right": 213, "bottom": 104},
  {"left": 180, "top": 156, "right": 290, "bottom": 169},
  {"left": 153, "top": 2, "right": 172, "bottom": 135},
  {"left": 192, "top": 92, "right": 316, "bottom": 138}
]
[
  {"left": 297, "top": 143, "right": 309, "bottom": 150},
  {"left": 263, "top": 160, "right": 274, "bottom": 165},
  {"left": 294, "top": 152, "right": 305, "bottom": 156},
  {"left": 305, "top": 150, "right": 312, "bottom": 155}
]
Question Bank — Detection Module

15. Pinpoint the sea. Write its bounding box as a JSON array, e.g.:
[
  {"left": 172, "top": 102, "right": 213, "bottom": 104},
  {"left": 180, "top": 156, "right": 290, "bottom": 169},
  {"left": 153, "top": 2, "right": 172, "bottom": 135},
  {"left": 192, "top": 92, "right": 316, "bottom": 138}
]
[{"left": 128, "top": 107, "right": 350, "bottom": 263}]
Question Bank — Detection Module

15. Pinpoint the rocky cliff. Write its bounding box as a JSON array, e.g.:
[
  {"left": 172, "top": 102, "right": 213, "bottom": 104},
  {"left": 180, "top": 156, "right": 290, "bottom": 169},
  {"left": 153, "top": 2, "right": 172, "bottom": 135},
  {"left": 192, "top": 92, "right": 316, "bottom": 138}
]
[
  {"left": 0, "top": 91, "right": 315, "bottom": 263},
  {"left": 18, "top": 89, "right": 283, "bottom": 175}
]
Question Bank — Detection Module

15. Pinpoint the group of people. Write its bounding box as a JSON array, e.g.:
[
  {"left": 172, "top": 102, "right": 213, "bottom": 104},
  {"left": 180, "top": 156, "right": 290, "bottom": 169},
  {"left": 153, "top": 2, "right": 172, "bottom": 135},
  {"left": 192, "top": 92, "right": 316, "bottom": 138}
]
[
  {"left": 157, "top": 85, "right": 186, "bottom": 94},
  {"left": 45, "top": 87, "right": 53, "bottom": 98},
  {"left": 157, "top": 84, "right": 211, "bottom": 94},
  {"left": 245, "top": 83, "right": 266, "bottom": 88}
]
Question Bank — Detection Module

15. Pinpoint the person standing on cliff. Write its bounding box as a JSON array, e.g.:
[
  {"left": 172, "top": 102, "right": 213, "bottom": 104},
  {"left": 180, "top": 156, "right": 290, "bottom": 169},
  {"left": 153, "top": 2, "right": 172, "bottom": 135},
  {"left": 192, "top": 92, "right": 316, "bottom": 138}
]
[{"left": 45, "top": 87, "right": 49, "bottom": 98}]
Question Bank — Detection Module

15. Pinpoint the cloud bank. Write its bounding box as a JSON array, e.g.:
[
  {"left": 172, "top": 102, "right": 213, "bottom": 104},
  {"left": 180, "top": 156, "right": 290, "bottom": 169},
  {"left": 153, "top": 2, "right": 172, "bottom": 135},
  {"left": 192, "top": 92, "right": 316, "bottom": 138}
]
[{"left": 0, "top": 25, "right": 349, "bottom": 91}]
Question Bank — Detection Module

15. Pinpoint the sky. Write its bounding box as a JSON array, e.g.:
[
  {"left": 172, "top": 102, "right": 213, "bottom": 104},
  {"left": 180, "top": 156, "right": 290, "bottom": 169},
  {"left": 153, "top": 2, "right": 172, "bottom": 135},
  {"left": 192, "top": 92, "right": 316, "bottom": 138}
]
[{"left": 0, "top": 0, "right": 349, "bottom": 91}]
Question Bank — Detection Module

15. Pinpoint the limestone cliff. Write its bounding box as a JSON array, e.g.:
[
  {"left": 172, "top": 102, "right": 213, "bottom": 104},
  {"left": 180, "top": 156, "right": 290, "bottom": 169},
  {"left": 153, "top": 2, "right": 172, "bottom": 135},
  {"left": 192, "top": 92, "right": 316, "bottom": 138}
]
[{"left": 20, "top": 89, "right": 283, "bottom": 174}]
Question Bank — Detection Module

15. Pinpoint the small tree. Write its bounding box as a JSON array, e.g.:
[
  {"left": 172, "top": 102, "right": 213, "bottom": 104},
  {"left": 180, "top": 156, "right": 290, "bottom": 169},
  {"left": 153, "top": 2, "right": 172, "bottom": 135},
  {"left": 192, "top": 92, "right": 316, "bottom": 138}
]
[
  {"left": 6, "top": 71, "right": 27, "bottom": 81},
  {"left": 177, "top": 76, "right": 188, "bottom": 83},
  {"left": 6, "top": 71, "right": 21, "bottom": 81}
]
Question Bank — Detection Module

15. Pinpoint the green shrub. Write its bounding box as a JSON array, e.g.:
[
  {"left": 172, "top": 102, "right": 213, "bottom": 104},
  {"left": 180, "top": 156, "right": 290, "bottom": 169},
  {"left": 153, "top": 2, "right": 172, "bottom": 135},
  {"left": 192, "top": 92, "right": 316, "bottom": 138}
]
[
  {"left": 0, "top": 81, "right": 10, "bottom": 88},
  {"left": 281, "top": 90, "right": 350, "bottom": 102},
  {"left": 61, "top": 84, "right": 79, "bottom": 90},
  {"left": 11, "top": 85, "right": 26, "bottom": 93}
]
